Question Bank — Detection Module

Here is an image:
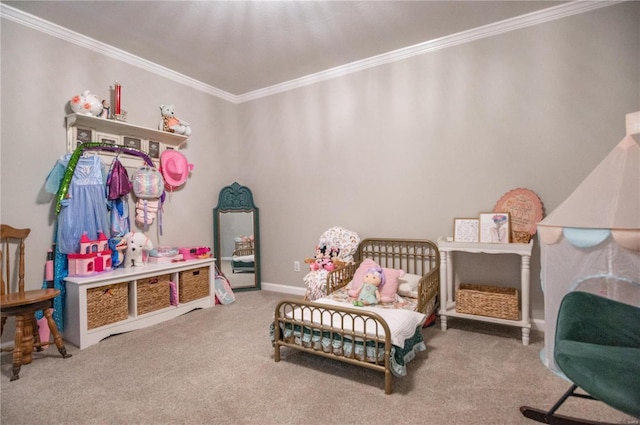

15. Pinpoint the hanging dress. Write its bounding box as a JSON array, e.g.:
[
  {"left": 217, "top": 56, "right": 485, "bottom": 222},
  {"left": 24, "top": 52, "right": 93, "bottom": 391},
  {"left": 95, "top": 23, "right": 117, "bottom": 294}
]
[
  {"left": 45, "top": 154, "right": 110, "bottom": 254},
  {"left": 106, "top": 157, "right": 132, "bottom": 237}
]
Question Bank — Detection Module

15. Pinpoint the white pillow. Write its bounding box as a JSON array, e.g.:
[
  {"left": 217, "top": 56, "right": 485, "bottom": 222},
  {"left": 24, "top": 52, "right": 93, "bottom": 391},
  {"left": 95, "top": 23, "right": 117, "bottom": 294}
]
[{"left": 397, "top": 273, "right": 422, "bottom": 298}]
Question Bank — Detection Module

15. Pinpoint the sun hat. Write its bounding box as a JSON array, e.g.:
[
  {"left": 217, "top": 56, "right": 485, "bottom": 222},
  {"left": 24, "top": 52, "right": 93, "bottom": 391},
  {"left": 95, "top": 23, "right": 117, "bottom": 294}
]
[{"left": 160, "top": 150, "right": 194, "bottom": 190}]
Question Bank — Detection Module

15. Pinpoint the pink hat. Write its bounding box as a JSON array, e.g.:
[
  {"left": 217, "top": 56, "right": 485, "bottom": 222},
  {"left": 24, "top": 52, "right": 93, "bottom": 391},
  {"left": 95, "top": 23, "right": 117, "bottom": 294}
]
[{"left": 160, "top": 150, "right": 193, "bottom": 190}]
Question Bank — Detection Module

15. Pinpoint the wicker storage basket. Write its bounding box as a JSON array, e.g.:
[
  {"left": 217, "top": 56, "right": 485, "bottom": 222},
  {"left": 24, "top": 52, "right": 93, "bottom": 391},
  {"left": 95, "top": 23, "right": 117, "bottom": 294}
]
[
  {"left": 456, "top": 283, "right": 519, "bottom": 320},
  {"left": 87, "top": 282, "right": 129, "bottom": 329},
  {"left": 511, "top": 231, "right": 532, "bottom": 244},
  {"left": 137, "top": 274, "right": 171, "bottom": 315},
  {"left": 179, "top": 267, "right": 210, "bottom": 303}
]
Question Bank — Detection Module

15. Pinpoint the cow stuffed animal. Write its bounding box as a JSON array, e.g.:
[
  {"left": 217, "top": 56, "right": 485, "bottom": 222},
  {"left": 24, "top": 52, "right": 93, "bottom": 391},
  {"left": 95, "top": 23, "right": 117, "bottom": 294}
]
[{"left": 123, "top": 232, "right": 153, "bottom": 268}]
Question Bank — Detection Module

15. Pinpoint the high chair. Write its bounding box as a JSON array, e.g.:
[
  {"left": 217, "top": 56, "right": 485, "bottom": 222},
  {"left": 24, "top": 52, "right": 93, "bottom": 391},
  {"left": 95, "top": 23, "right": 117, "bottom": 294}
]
[{"left": 1, "top": 224, "right": 71, "bottom": 381}]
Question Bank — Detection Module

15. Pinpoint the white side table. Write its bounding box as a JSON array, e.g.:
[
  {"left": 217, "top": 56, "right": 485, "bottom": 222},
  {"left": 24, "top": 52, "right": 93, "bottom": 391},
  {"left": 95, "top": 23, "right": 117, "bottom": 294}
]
[{"left": 437, "top": 238, "right": 534, "bottom": 345}]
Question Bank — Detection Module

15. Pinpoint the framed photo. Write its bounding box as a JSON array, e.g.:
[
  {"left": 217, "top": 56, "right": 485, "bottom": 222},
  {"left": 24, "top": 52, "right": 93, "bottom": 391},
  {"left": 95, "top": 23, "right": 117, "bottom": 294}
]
[
  {"left": 453, "top": 218, "right": 479, "bottom": 242},
  {"left": 97, "top": 132, "right": 120, "bottom": 146},
  {"left": 74, "top": 127, "right": 93, "bottom": 147},
  {"left": 479, "top": 212, "right": 510, "bottom": 243},
  {"left": 147, "top": 140, "right": 161, "bottom": 159},
  {"left": 123, "top": 136, "right": 142, "bottom": 150}
]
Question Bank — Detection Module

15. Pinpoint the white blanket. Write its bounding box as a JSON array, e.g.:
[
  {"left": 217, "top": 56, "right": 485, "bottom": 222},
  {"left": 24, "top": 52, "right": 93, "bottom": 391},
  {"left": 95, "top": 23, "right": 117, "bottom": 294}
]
[
  {"left": 289, "top": 298, "right": 426, "bottom": 347},
  {"left": 232, "top": 255, "right": 254, "bottom": 262}
]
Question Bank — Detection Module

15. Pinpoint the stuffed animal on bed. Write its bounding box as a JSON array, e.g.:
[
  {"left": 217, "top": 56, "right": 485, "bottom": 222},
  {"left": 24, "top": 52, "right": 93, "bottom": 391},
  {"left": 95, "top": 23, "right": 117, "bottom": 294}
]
[
  {"left": 353, "top": 267, "right": 385, "bottom": 307},
  {"left": 305, "top": 245, "right": 344, "bottom": 271}
]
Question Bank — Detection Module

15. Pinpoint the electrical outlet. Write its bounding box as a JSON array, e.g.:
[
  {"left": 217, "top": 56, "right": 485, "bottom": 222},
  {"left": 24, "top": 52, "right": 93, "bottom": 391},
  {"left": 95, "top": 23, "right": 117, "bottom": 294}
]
[{"left": 294, "top": 261, "right": 301, "bottom": 272}]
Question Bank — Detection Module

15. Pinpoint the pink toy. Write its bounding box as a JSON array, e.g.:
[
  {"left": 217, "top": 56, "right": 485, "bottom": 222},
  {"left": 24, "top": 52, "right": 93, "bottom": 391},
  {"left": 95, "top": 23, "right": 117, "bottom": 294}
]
[
  {"left": 67, "top": 232, "right": 112, "bottom": 276},
  {"left": 304, "top": 245, "right": 343, "bottom": 271}
]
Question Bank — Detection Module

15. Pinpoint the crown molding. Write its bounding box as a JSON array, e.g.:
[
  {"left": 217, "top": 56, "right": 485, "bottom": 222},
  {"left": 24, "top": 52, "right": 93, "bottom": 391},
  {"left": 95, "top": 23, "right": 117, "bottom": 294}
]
[
  {"left": 237, "top": 1, "right": 621, "bottom": 102},
  {"left": 1, "top": 1, "right": 622, "bottom": 104},
  {"left": 0, "top": 3, "right": 238, "bottom": 103}
]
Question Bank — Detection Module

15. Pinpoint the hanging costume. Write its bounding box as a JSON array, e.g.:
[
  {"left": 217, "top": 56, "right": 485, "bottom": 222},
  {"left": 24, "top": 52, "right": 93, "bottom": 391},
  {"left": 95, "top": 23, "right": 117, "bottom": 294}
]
[
  {"left": 45, "top": 154, "right": 110, "bottom": 253},
  {"left": 106, "top": 157, "right": 132, "bottom": 237}
]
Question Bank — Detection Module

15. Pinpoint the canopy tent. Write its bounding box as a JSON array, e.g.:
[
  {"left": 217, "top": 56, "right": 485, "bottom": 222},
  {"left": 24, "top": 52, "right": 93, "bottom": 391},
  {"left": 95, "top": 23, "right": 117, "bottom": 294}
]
[{"left": 537, "top": 112, "right": 640, "bottom": 375}]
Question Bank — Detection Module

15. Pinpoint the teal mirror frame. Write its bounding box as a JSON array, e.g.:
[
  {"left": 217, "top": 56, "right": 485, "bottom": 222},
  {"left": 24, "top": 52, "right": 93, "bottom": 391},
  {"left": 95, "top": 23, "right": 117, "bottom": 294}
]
[{"left": 213, "top": 182, "right": 260, "bottom": 292}]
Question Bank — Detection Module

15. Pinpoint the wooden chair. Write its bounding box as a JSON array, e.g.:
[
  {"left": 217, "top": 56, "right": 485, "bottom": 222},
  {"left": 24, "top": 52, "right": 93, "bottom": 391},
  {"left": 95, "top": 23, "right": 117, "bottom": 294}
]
[{"left": 1, "top": 224, "right": 71, "bottom": 381}]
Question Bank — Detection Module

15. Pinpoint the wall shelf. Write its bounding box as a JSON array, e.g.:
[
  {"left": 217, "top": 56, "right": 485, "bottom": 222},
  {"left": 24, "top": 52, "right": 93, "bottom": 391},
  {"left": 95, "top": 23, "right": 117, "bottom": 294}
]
[{"left": 66, "top": 113, "right": 188, "bottom": 166}]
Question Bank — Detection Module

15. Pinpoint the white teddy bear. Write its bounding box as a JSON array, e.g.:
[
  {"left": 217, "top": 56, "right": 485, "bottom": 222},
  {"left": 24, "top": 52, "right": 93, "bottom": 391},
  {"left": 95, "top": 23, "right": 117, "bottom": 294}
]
[
  {"left": 158, "top": 104, "right": 192, "bottom": 136},
  {"left": 123, "top": 232, "right": 153, "bottom": 268}
]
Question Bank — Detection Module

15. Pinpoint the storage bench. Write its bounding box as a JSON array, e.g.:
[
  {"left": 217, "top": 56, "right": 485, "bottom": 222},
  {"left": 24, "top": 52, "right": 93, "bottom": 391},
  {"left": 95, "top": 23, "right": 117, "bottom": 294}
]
[{"left": 65, "top": 258, "right": 215, "bottom": 349}]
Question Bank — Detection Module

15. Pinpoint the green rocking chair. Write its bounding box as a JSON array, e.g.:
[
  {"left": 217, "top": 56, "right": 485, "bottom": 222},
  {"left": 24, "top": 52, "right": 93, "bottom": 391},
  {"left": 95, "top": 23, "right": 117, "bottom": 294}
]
[{"left": 521, "top": 290, "right": 640, "bottom": 425}]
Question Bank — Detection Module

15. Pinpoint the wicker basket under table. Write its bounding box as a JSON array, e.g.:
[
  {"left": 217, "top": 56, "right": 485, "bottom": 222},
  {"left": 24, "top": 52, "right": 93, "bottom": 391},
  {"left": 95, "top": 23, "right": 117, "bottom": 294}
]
[
  {"left": 455, "top": 283, "right": 519, "bottom": 321},
  {"left": 87, "top": 281, "right": 129, "bottom": 329},
  {"left": 179, "top": 267, "right": 210, "bottom": 303}
]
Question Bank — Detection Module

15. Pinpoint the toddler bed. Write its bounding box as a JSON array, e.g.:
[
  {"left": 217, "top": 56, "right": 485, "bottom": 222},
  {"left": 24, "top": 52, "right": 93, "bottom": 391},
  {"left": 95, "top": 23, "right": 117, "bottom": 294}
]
[
  {"left": 232, "top": 238, "right": 255, "bottom": 273},
  {"left": 272, "top": 238, "right": 440, "bottom": 394}
]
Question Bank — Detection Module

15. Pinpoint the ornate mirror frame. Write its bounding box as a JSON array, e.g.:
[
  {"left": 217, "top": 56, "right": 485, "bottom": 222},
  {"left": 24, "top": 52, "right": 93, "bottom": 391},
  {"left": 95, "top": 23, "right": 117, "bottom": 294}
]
[{"left": 213, "top": 182, "right": 260, "bottom": 291}]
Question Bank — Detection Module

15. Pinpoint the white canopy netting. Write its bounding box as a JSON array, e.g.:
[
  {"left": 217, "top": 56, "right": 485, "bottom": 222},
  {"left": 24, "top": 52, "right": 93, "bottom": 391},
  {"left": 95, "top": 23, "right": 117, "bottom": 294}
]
[{"left": 537, "top": 113, "right": 640, "bottom": 375}]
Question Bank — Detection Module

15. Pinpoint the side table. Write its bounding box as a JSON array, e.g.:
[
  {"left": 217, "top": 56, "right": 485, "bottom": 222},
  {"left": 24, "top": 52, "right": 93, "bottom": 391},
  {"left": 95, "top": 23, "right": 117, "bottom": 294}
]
[{"left": 437, "top": 238, "right": 534, "bottom": 345}]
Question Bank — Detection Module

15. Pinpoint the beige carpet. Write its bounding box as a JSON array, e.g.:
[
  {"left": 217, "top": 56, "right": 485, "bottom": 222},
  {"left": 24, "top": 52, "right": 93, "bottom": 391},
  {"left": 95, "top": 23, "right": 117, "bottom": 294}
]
[{"left": 1, "top": 290, "right": 638, "bottom": 425}]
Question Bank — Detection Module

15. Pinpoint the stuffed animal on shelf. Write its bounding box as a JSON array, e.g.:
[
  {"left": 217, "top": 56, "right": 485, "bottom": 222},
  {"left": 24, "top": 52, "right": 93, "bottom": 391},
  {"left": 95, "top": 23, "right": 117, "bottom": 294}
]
[
  {"left": 123, "top": 232, "right": 153, "bottom": 268},
  {"left": 108, "top": 237, "right": 127, "bottom": 268},
  {"left": 158, "top": 104, "right": 192, "bottom": 136},
  {"left": 353, "top": 267, "right": 385, "bottom": 307},
  {"left": 69, "top": 90, "right": 103, "bottom": 116}
]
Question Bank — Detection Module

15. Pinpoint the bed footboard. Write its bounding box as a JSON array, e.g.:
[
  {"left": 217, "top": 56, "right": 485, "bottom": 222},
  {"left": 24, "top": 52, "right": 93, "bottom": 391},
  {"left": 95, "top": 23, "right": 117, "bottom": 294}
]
[{"left": 273, "top": 298, "right": 394, "bottom": 394}]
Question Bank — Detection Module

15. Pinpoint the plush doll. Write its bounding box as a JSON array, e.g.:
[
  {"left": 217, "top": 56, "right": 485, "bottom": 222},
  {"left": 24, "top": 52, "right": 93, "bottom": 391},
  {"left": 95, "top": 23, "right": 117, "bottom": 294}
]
[
  {"left": 353, "top": 267, "right": 385, "bottom": 307},
  {"left": 108, "top": 237, "right": 127, "bottom": 268},
  {"left": 305, "top": 245, "right": 346, "bottom": 271},
  {"left": 123, "top": 232, "right": 153, "bottom": 268},
  {"left": 305, "top": 245, "right": 326, "bottom": 271},
  {"left": 158, "top": 104, "right": 192, "bottom": 136},
  {"left": 99, "top": 99, "right": 110, "bottom": 118},
  {"left": 329, "top": 248, "right": 345, "bottom": 269}
]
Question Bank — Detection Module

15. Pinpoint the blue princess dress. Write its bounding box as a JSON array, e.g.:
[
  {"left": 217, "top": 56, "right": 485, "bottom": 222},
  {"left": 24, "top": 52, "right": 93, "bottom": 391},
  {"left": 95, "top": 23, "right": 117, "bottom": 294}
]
[{"left": 46, "top": 154, "right": 110, "bottom": 254}]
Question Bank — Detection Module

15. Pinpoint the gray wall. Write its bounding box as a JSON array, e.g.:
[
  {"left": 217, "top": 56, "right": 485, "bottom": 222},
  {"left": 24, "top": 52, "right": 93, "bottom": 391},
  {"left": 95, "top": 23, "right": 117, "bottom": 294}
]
[
  {"left": 238, "top": 2, "right": 639, "bottom": 321},
  {"left": 1, "top": 2, "right": 639, "bottom": 335}
]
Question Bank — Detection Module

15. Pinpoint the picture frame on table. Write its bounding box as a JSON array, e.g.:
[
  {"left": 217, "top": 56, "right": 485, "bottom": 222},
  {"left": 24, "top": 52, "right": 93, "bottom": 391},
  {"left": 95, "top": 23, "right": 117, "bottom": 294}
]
[
  {"left": 479, "top": 212, "right": 510, "bottom": 243},
  {"left": 453, "top": 218, "right": 479, "bottom": 242}
]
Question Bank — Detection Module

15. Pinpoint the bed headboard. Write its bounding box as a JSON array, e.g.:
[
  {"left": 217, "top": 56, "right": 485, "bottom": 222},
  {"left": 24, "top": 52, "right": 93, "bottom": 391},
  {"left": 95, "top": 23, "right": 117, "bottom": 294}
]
[{"left": 356, "top": 238, "right": 440, "bottom": 277}]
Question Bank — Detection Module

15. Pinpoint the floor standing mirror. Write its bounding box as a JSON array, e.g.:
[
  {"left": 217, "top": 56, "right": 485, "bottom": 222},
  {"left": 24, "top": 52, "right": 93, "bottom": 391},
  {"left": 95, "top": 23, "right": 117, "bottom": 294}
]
[{"left": 213, "top": 182, "right": 260, "bottom": 291}]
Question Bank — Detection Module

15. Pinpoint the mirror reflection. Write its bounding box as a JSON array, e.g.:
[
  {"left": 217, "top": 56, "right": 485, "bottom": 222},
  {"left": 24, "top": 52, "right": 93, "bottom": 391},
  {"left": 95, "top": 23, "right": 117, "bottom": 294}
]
[
  {"left": 219, "top": 212, "right": 255, "bottom": 289},
  {"left": 213, "top": 182, "right": 260, "bottom": 291}
]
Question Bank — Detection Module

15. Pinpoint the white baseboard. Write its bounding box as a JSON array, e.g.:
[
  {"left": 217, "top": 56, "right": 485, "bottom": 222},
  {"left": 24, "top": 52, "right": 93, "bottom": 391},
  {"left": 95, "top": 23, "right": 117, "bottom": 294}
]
[
  {"left": 531, "top": 318, "right": 545, "bottom": 332},
  {"left": 261, "top": 282, "right": 306, "bottom": 297}
]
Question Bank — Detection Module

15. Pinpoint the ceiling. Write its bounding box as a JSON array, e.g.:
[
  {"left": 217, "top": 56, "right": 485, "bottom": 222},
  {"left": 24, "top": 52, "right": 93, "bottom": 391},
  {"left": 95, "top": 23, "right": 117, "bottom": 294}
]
[{"left": 4, "top": 1, "right": 568, "bottom": 97}]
